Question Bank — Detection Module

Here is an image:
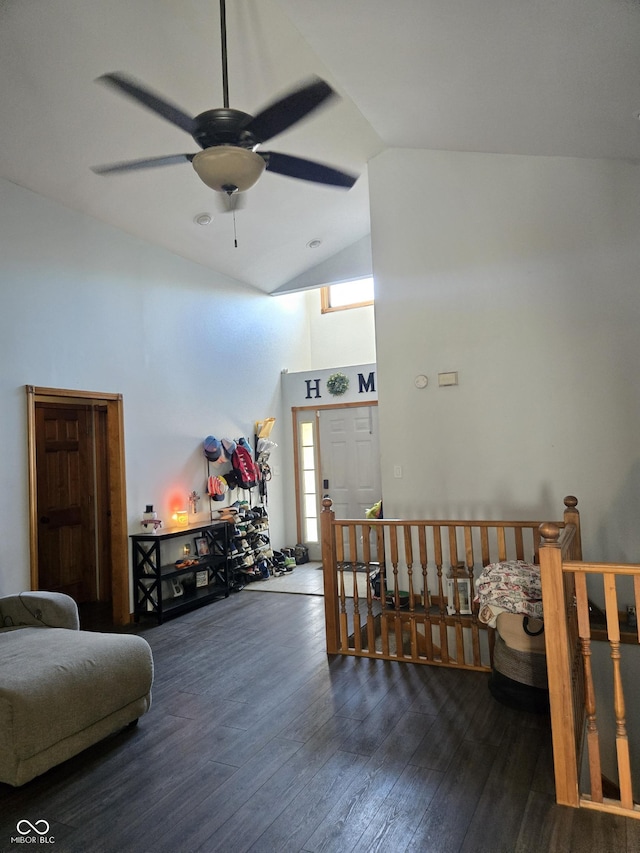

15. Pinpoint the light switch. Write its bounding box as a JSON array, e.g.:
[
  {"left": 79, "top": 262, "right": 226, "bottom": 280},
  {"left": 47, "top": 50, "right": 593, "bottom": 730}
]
[{"left": 394, "top": 465, "right": 403, "bottom": 478}]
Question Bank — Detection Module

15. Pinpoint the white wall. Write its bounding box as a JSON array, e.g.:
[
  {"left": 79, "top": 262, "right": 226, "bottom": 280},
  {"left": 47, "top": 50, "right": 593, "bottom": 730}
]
[
  {"left": 0, "top": 178, "right": 312, "bottom": 597},
  {"left": 304, "top": 287, "right": 376, "bottom": 369},
  {"left": 369, "top": 149, "right": 640, "bottom": 561}
]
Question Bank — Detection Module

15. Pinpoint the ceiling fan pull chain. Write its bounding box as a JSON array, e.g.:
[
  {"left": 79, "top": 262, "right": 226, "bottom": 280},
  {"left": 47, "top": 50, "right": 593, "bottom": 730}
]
[{"left": 233, "top": 206, "right": 238, "bottom": 248}]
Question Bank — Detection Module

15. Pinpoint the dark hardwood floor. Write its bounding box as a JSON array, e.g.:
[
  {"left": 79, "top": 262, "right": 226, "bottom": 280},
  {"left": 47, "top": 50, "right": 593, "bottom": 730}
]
[{"left": 2, "top": 590, "right": 639, "bottom": 853}]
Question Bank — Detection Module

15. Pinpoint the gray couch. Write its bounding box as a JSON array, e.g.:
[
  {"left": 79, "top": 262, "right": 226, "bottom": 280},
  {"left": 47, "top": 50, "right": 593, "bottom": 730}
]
[{"left": 0, "top": 592, "right": 153, "bottom": 786}]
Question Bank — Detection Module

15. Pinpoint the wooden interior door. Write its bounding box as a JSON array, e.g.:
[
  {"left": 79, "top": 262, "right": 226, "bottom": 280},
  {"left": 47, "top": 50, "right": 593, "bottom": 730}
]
[{"left": 35, "top": 403, "right": 97, "bottom": 602}]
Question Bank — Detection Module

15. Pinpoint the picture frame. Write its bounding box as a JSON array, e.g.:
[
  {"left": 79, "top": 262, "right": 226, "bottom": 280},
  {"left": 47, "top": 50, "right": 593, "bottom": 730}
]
[
  {"left": 194, "top": 536, "right": 210, "bottom": 557},
  {"left": 195, "top": 570, "right": 209, "bottom": 588},
  {"left": 446, "top": 577, "right": 472, "bottom": 615}
]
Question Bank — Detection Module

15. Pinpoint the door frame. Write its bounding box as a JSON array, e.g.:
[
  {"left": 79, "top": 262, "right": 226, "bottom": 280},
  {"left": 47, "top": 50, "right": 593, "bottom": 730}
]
[
  {"left": 291, "top": 401, "right": 379, "bottom": 546},
  {"left": 26, "top": 386, "right": 130, "bottom": 625}
]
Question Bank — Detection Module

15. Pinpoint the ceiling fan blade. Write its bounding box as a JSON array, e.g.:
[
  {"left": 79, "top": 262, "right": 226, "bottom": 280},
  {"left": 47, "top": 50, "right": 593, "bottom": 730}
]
[
  {"left": 91, "top": 153, "right": 194, "bottom": 175},
  {"left": 245, "top": 77, "right": 336, "bottom": 143},
  {"left": 96, "top": 73, "right": 196, "bottom": 136},
  {"left": 262, "top": 152, "right": 358, "bottom": 188}
]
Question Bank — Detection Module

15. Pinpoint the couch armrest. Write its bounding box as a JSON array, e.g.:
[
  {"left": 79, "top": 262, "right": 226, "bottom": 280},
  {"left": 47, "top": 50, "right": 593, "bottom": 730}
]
[{"left": 0, "top": 592, "right": 80, "bottom": 631}]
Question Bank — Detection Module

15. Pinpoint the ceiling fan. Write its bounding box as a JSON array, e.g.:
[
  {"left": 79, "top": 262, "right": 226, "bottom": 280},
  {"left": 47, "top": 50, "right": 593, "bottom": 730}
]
[{"left": 91, "top": 0, "right": 358, "bottom": 199}]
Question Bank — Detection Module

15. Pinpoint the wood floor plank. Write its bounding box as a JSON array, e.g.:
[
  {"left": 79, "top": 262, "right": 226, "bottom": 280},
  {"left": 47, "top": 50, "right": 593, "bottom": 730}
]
[
  {"left": 303, "top": 709, "right": 436, "bottom": 852},
  {"left": 277, "top": 660, "right": 377, "bottom": 744},
  {"left": 138, "top": 736, "right": 304, "bottom": 853},
  {"left": 350, "top": 763, "right": 443, "bottom": 853},
  {"left": 209, "top": 715, "right": 365, "bottom": 852},
  {"left": 459, "top": 725, "right": 548, "bottom": 853},
  {"left": 246, "top": 750, "right": 370, "bottom": 853},
  {"left": 405, "top": 740, "right": 498, "bottom": 853},
  {"left": 514, "top": 790, "right": 575, "bottom": 853},
  {"left": 408, "top": 711, "right": 473, "bottom": 773}
]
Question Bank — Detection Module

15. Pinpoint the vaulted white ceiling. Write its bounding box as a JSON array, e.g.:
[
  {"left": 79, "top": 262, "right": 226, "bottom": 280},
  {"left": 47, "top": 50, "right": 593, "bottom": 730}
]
[{"left": 1, "top": 0, "right": 639, "bottom": 293}]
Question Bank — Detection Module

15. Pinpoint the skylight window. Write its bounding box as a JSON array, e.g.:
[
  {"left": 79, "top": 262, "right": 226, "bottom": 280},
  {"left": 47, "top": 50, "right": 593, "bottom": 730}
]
[{"left": 320, "top": 277, "right": 374, "bottom": 313}]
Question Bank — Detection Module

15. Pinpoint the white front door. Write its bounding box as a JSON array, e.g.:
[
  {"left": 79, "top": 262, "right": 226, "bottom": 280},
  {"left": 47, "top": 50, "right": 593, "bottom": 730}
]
[
  {"left": 319, "top": 405, "right": 381, "bottom": 520},
  {"left": 294, "top": 404, "right": 381, "bottom": 561}
]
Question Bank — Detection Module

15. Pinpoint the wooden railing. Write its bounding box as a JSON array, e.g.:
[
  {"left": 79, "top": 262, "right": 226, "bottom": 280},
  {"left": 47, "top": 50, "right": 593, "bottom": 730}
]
[
  {"left": 539, "top": 524, "right": 640, "bottom": 819},
  {"left": 320, "top": 496, "right": 579, "bottom": 671}
]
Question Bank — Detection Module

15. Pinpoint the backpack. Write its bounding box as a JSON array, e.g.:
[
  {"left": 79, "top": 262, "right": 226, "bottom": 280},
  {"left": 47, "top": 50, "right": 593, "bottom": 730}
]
[{"left": 231, "top": 443, "right": 259, "bottom": 489}]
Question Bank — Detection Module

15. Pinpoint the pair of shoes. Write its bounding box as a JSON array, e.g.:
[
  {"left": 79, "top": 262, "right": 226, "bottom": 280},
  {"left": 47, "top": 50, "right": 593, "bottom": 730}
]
[{"left": 239, "top": 565, "right": 259, "bottom": 577}]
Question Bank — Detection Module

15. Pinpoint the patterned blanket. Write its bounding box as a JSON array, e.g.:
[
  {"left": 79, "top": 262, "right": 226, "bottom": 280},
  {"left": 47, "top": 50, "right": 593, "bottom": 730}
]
[{"left": 475, "top": 560, "right": 542, "bottom": 627}]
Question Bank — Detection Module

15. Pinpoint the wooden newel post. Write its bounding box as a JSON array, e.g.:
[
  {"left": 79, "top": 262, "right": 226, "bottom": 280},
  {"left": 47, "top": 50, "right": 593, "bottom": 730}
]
[
  {"left": 539, "top": 521, "right": 580, "bottom": 807},
  {"left": 321, "top": 497, "right": 340, "bottom": 654},
  {"left": 562, "top": 495, "right": 581, "bottom": 560}
]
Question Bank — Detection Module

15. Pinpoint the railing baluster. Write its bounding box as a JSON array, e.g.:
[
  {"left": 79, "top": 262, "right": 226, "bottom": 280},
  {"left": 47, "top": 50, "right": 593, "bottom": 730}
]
[
  {"left": 463, "top": 524, "right": 473, "bottom": 568},
  {"left": 338, "top": 565, "right": 349, "bottom": 652},
  {"left": 348, "top": 523, "right": 358, "bottom": 564},
  {"left": 377, "top": 524, "right": 389, "bottom": 655},
  {"left": 352, "top": 562, "right": 362, "bottom": 653},
  {"left": 515, "top": 527, "right": 524, "bottom": 561},
  {"left": 388, "top": 525, "right": 402, "bottom": 657},
  {"left": 365, "top": 563, "right": 376, "bottom": 653},
  {"left": 404, "top": 524, "right": 418, "bottom": 658},
  {"left": 445, "top": 525, "right": 466, "bottom": 664},
  {"left": 480, "top": 527, "right": 490, "bottom": 566},
  {"left": 389, "top": 524, "right": 399, "bottom": 600},
  {"left": 433, "top": 525, "right": 449, "bottom": 664},
  {"left": 361, "top": 522, "right": 375, "bottom": 654},
  {"left": 418, "top": 524, "right": 433, "bottom": 661},
  {"left": 362, "top": 522, "right": 371, "bottom": 565},
  {"left": 604, "top": 572, "right": 633, "bottom": 809},
  {"left": 335, "top": 521, "right": 344, "bottom": 564},
  {"left": 574, "top": 572, "right": 602, "bottom": 803},
  {"left": 497, "top": 526, "right": 507, "bottom": 561},
  {"left": 448, "top": 525, "right": 458, "bottom": 570},
  {"left": 464, "top": 525, "right": 480, "bottom": 666}
]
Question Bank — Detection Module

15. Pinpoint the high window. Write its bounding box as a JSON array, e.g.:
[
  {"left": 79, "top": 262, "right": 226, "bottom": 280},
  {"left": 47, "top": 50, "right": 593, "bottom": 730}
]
[{"left": 320, "top": 276, "right": 374, "bottom": 313}]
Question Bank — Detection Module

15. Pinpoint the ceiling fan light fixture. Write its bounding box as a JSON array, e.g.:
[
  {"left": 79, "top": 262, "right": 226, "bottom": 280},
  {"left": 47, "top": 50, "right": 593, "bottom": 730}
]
[{"left": 192, "top": 146, "right": 266, "bottom": 193}]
